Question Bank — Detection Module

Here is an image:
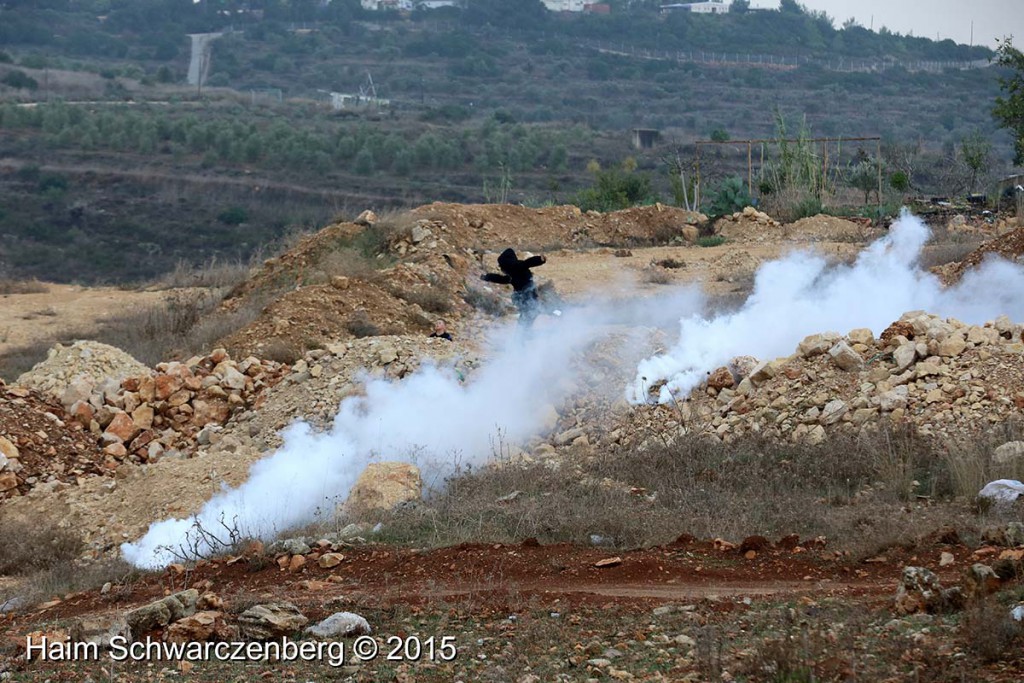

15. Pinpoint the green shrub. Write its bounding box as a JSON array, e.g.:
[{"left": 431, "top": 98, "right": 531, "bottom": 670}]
[
  {"left": 707, "top": 176, "right": 751, "bottom": 218},
  {"left": 217, "top": 206, "right": 249, "bottom": 225},
  {"left": 792, "top": 196, "right": 824, "bottom": 220},
  {"left": 1, "top": 70, "right": 38, "bottom": 90},
  {"left": 697, "top": 235, "right": 726, "bottom": 248},
  {"left": 575, "top": 168, "right": 656, "bottom": 213}
]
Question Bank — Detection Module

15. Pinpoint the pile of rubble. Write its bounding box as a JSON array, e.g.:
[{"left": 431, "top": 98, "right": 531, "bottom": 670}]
[
  {"left": 16, "top": 341, "right": 150, "bottom": 399},
  {"left": 18, "top": 348, "right": 288, "bottom": 466},
  {"left": 612, "top": 312, "right": 1024, "bottom": 448},
  {"left": 0, "top": 380, "right": 108, "bottom": 501},
  {"left": 715, "top": 207, "right": 780, "bottom": 241},
  {"left": 217, "top": 335, "right": 482, "bottom": 446},
  {"left": 0, "top": 336, "right": 478, "bottom": 556}
]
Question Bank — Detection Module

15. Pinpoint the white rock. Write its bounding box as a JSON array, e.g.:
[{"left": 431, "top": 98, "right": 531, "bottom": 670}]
[
  {"left": 828, "top": 341, "right": 863, "bottom": 372},
  {"left": 978, "top": 479, "right": 1024, "bottom": 506},
  {"left": 893, "top": 344, "right": 917, "bottom": 372},
  {"left": 798, "top": 332, "right": 841, "bottom": 358},
  {"left": 306, "top": 612, "right": 372, "bottom": 638},
  {"left": 994, "top": 442, "right": 1024, "bottom": 465},
  {"left": 879, "top": 386, "right": 909, "bottom": 411},
  {"left": 820, "top": 400, "right": 848, "bottom": 425}
]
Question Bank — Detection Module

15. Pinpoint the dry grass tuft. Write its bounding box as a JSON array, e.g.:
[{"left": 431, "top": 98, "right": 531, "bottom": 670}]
[
  {"left": 0, "top": 278, "right": 48, "bottom": 295},
  {"left": 154, "top": 257, "right": 253, "bottom": 291},
  {"left": 962, "top": 596, "right": 1023, "bottom": 663}
]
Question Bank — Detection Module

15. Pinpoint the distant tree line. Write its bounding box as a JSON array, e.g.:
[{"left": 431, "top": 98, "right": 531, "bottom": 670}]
[{"left": 0, "top": 103, "right": 577, "bottom": 178}]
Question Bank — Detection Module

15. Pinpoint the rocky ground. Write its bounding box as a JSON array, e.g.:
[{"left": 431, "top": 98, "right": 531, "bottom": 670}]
[{"left": 2, "top": 203, "right": 1024, "bottom": 680}]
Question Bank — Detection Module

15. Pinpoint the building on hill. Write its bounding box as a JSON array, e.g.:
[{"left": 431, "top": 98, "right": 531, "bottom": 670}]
[
  {"left": 660, "top": 0, "right": 731, "bottom": 14},
  {"left": 360, "top": 0, "right": 459, "bottom": 8},
  {"left": 542, "top": 0, "right": 586, "bottom": 12}
]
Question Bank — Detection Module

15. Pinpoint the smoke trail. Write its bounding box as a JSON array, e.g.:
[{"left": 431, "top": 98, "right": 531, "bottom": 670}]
[
  {"left": 122, "top": 289, "right": 703, "bottom": 569},
  {"left": 632, "top": 210, "right": 1024, "bottom": 403}
]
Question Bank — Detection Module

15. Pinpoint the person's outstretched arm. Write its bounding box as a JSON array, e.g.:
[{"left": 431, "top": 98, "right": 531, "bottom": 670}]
[
  {"left": 481, "top": 272, "right": 512, "bottom": 284},
  {"left": 522, "top": 255, "right": 546, "bottom": 268}
]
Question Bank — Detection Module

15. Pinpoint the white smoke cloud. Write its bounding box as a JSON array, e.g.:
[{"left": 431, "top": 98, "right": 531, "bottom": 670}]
[
  {"left": 122, "top": 288, "right": 703, "bottom": 569},
  {"left": 632, "top": 210, "right": 1024, "bottom": 403}
]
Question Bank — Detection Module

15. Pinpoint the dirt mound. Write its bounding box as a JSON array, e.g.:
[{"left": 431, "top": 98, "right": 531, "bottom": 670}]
[
  {"left": 785, "top": 214, "right": 868, "bottom": 241},
  {"left": 16, "top": 341, "right": 150, "bottom": 401},
  {"left": 411, "top": 202, "right": 706, "bottom": 250},
  {"left": 715, "top": 207, "right": 782, "bottom": 241},
  {"left": 224, "top": 221, "right": 366, "bottom": 306},
  {"left": 218, "top": 275, "right": 460, "bottom": 360},
  {"left": 715, "top": 211, "right": 867, "bottom": 243},
  {"left": 214, "top": 203, "right": 706, "bottom": 358},
  {"left": 933, "top": 227, "right": 1024, "bottom": 285},
  {"left": 0, "top": 381, "right": 109, "bottom": 502}
]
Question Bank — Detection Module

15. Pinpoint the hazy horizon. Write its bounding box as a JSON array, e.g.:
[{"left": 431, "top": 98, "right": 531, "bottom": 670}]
[{"left": 751, "top": 0, "right": 1022, "bottom": 49}]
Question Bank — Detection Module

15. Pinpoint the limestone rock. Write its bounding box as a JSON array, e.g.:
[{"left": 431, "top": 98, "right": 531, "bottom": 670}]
[
  {"left": 994, "top": 442, "right": 1024, "bottom": 465},
  {"left": 707, "top": 366, "right": 735, "bottom": 391},
  {"left": 102, "top": 412, "right": 139, "bottom": 444},
  {"left": 305, "top": 612, "right": 372, "bottom": 638},
  {"left": 346, "top": 462, "right": 422, "bottom": 516},
  {"left": 165, "top": 611, "right": 236, "bottom": 643},
  {"left": 798, "top": 332, "right": 841, "bottom": 359},
  {"left": 847, "top": 328, "right": 875, "bottom": 345},
  {"left": 893, "top": 343, "right": 917, "bottom": 372},
  {"left": 828, "top": 341, "right": 863, "bottom": 372},
  {"left": 0, "top": 436, "right": 18, "bottom": 460},
  {"left": 238, "top": 602, "right": 308, "bottom": 640},
  {"left": 110, "top": 591, "right": 190, "bottom": 644},
  {"left": 963, "top": 563, "right": 1001, "bottom": 598},
  {"left": 354, "top": 210, "right": 377, "bottom": 226}
]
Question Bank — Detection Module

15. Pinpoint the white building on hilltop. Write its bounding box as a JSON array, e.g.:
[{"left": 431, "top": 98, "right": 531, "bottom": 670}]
[
  {"left": 661, "top": 0, "right": 732, "bottom": 14},
  {"left": 542, "top": 0, "right": 586, "bottom": 12},
  {"left": 361, "top": 0, "right": 459, "bottom": 8}
]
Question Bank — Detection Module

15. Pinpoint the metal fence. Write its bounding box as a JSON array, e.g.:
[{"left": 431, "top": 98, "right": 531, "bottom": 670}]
[{"left": 582, "top": 40, "right": 991, "bottom": 74}]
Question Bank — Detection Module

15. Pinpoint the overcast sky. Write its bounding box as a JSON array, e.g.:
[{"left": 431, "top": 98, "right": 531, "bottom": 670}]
[{"left": 750, "top": 0, "right": 1022, "bottom": 48}]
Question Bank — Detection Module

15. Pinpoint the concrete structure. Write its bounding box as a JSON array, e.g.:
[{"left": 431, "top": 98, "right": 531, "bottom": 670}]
[
  {"left": 329, "top": 91, "right": 390, "bottom": 110},
  {"left": 187, "top": 33, "right": 223, "bottom": 89},
  {"left": 661, "top": 0, "right": 731, "bottom": 14},
  {"left": 361, "top": 0, "right": 458, "bottom": 9},
  {"left": 361, "top": 0, "right": 412, "bottom": 10},
  {"left": 632, "top": 128, "right": 661, "bottom": 150},
  {"left": 542, "top": 0, "right": 586, "bottom": 12}
]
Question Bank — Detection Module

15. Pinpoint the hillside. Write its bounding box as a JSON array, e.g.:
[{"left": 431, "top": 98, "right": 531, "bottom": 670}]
[{"left": 0, "top": 0, "right": 1017, "bottom": 285}]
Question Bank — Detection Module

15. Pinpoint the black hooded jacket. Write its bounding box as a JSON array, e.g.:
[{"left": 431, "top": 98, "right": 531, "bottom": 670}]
[{"left": 481, "top": 248, "right": 545, "bottom": 292}]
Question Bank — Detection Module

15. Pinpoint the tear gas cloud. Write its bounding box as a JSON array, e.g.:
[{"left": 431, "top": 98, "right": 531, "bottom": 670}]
[
  {"left": 121, "top": 288, "right": 704, "bottom": 569},
  {"left": 632, "top": 210, "right": 1024, "bottom": 403},
  {"left": 123, "top": 210, "right": 1024, "bottom": 568}
]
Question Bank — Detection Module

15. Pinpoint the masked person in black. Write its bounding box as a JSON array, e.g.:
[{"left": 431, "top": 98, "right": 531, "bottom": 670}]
[{"left": 480, "top": 248, "right": 547, "bottom": 328}]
